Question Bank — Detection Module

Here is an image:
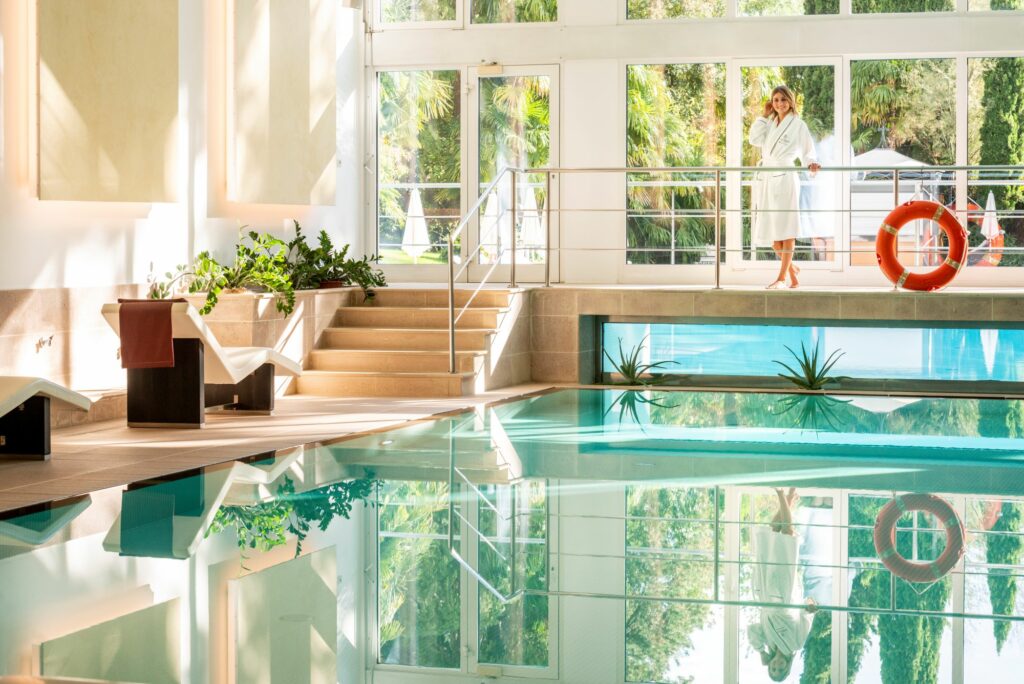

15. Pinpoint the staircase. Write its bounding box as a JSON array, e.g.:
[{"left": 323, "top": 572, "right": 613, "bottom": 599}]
[{"left": 295, "top": 288, "right": 522, "bottom": 398}]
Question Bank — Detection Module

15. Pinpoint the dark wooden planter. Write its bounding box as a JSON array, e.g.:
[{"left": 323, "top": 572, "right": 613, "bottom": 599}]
[{"left": 317, "top": 280, "right": 345, "bottom": 289}]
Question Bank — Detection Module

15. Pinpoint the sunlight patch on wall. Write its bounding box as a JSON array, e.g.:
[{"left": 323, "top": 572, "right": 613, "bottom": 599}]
[
  {"left": 231, "top": 0, "right": 338, "bottom": 206},
  {"left": 37, "top": 0, "right": 179, "bottom": 202}
]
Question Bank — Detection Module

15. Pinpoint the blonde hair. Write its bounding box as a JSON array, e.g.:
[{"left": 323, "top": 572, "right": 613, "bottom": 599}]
[{"left": 769, "top": 85, "right": 799, "bottom": 120}]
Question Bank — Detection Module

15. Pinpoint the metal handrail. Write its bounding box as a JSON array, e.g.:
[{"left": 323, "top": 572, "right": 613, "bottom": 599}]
[{"left": 445, "top": 163, "right": 1024, "bottom": 373}]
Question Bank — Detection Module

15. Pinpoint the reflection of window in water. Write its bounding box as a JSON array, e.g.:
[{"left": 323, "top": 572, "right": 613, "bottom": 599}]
[{"left": 799, "top": 135, "right": 838, "bottom": 260}]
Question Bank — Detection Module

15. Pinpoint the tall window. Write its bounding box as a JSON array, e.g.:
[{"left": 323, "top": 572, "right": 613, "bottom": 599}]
[
  {"left": 379, "top": 0, "right": 457, "bottom": 23},
  {"left": 377, "top": 481, "right": 461, "bottom": 668},
  {"left": 625, "top": 484, "right": 724, "bottom": 682},
  {"left": 738, "top": 0, "right": 838, "bottom": 16},
  {"left": 471, "top": 0, "right": 557, "bottom": 23},
  {"left": 376, "top": 70, "right": 462, "bottom": 265},
  {"left": 740, "top": 64, "right": 837, "bottom": 263},
  {"left": 626, "top": 0, "right": 725, "bottom": 19},
  {"left": 849, "top": 58, "right": 955, "bottom": 267},
  {"left": 477, "top": 481, "right": 550, "bottom": 667},
  {"left": 968, "top": 56, "right": 1024, "bottom": 267},
  {"left": 852, "top": 0, "right": 953, "bottom": 12},
  {"left": 625, "top": 63, "right": 726, "bottom": 264}
]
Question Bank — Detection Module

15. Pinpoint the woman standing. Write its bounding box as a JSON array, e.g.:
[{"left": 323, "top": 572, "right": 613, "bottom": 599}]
[{"left": 749, "top": 86, "right": 821, "bottom": 289}]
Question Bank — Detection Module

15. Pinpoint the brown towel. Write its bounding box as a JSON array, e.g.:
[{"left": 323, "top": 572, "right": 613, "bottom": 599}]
[{"left": 117, "top": 299, "right": 180, "bottom": 369}]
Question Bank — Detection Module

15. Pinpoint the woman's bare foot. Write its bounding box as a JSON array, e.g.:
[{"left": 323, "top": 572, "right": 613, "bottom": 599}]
[
  {"left": 789, "top": 264, "right": 800, "bottom": 288},
  {"left": 766, "top": 280, "right": 787, "bottom": 290}
]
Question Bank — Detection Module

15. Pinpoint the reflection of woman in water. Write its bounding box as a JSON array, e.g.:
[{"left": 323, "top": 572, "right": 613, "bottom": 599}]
[
  {"left": 749, "top": 488, "right": 817, "bottom": 682},
  {"left": 749, "top": 86, "right": 821, "bottom": 289}
]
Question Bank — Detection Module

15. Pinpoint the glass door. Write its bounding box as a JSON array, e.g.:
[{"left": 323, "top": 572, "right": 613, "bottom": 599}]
[
  {"left": 467, "top": 65, "right": 559, "bottom": 283},
  {"left": 728, "top": 59, "right": 843, "bottom": 273}
]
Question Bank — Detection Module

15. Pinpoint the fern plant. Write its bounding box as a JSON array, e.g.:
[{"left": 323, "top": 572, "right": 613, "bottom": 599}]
[
  {"left": 603, "top": 336, "right": 677, "bottom": 385},
  {"left": 773, "top": 343, "right": 848, "bottom": 391}
]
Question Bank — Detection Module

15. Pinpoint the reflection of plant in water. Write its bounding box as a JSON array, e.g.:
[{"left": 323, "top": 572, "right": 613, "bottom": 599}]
[
  {"left": 209, "top": 475, "right": 381, "bottom": 558},
  {"left": 604, "top": 336, "right": 678, "bottom": 385},
  {"left": 775, "top": 393, "right": 852, "bottom": 432},
  {"left": 800, "top": 611, "right": 833, "bottom": 684},
  {"left": 986, "top": 501, "right": 1023, "bottom": 652},
  {"left": 774, "top": 343, "right": 847, "bottom": 391},
  {"left": 604, "top": 389, "right": 679, "bottom": 428}
]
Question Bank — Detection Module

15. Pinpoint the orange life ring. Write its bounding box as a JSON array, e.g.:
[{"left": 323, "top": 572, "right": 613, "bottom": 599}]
[
  {"left": 872, "top": 494, "right": 965, "bottom": 583},
  {"left": 875, "top": 201, "right": 968, "bottom": 291}
]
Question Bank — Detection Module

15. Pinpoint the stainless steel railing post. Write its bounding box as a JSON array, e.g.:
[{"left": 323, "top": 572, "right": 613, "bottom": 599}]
[
  {"left": 892, "top": 168, "right": 900, "bottom": 290},
  {"left": 544, "top": 170, "right": 552, "bottom": 287},
  {"left": 510, "top": 171, "right": 518, "bottom": 288},
  {"left": 714, "top": 169, "right": 722, "bottom": 289},
  {"left": 448, "top": 232, "right": 456, "bottom": 374}
]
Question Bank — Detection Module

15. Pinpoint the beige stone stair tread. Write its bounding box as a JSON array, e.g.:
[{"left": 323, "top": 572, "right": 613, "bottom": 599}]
[
  {"left": 310, "top": 349, "right": 483, "bottom": 356},
  {"left": 301, "top": 369, "right": 475, "bottom": 378},
  {"left": 337, "top": 306, "right": 508, "bottom": 312},
  {"left": 323, "top": 326, "right": 497, "bottom": 333}
]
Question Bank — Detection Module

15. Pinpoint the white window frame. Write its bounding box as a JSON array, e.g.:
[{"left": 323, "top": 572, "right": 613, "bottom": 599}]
[{"left": 367, "top": 64, "right": 470, "bottom": 283}]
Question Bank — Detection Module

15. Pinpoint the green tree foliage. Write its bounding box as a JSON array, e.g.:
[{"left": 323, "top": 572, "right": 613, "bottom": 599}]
[
  {"left": 626, "top": 64, "right": 725, "bottom": 264},
  {"left": 472, "top": 0, "right": 557, "bottom": 23},
  {"left": 986, "top": 502, "right": 1023, "bottom": 652},
  {"left": 377, "top": 481, "right": 462, "bottom": 668},
  {"left": 377, "top": 70, "right": 460, "bottom": 260},
  {"left": 380, "top": 0, "right": 456, "bottom": 22},
  {"left": 852, "top": 0, "right": 952, "bottom": 11},
  {"left": 799, "top": 611, "right": 833, "bottom": 684},
  {"left": 850, "top": 59, "right": 955, "bottom": 165},
  {"left": 627, "top": 0, "right": 726, "bottom": 19},
  {"left": 978, "top": 52, "right": 1024, "bottom": 265},
  {"left": 478, "top": 482, "right": 550, "bottom": 666},
  {"left": 625, "top": 486, "right": 719, "bottom": 682}
]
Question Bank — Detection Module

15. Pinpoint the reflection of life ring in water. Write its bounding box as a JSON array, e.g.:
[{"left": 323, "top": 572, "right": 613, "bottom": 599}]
[
  {"left": 872, "top": 494, "right": 965, "bottom": 583},
  {"left": 876, "top": 201, "right": 968, "bottom": 291},
  {"left": 957, "top": 201, "right": 1004, "bottom": 268}
]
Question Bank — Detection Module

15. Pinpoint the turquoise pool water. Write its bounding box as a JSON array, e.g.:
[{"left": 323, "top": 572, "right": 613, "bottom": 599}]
[
  {"left": 2, "top": 388, "right": 1024, "bottom": 684},
  {"left": 602, "top": 321, "right": 1024, "bottom": 385}
]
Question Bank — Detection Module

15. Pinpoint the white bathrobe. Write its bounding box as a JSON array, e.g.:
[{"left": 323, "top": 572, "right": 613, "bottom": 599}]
[
  {"left": 749, "top": 114, "right": 818, "bottom": 246},
  {"left": 747, "top": 527, "right": 812, "bottom": 656}
]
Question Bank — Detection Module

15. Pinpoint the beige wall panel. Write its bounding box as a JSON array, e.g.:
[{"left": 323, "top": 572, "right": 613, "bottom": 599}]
[
  {"left": 231, "top": 546, "right": 337, "bottom": 684},
  {"left": 232, "top": 0, "right": 337, "bottom": 206},
  {"left": 37, "top": 0, "right": 179, "bottom": 202},
  {"left": 39, "top": 598, "right": 181, "bottom": 682}
]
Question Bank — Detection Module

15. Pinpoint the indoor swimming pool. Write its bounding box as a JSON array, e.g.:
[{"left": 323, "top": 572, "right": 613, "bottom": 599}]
[
  {"left": 602, "top": 321, "right": 1024, "bottom": 390},
  {"left": 2, "top": 388, "right": 1023, "bottom": 684}
]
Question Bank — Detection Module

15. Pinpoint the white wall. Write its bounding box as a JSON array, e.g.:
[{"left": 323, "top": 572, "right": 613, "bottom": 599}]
[
  {"left": 366, "top": 0, "right": 1024, "bottom": 286},
  {"left": 0, "top": 1, "right": 364, "bottom": 292}
]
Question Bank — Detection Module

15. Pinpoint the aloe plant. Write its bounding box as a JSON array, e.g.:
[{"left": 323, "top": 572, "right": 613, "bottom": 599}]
[
  {"left": 773, "top": 343, "right": 848, "bottom": 391},
  {"left": 604, "top": 336, "right": 677, "bottom": 385}
]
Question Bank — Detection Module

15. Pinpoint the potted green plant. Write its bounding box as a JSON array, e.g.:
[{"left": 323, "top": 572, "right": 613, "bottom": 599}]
[
  {"left": 149, "top": 230, "right": 296, "bottom": 316},
  {"left": 285, "top": 221, "right": 387, "bottom": 301}
]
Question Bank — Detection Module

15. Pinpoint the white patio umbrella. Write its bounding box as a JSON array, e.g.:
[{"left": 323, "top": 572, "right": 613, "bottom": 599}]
[
  {"left": 519, "top": 185, "right": 545, "bottom": 259},
  {"left": 401, "top": 188, "right": 430, "bottom": 260},
  {"left": 981, "top": 190, "right": 1000, "bottom": 240}
]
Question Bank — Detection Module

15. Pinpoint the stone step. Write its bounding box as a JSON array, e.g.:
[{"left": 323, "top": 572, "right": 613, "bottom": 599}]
[
  {"left": 320, "top": 327, "right": 493, "bottom": 352},
  {"left": 308, "top": 349, "right": 483, "bottom": 373},
  {"left": 371, "top": 288, "right": 517, "bottom": 309},
  {"left": 295, "top": 370, "right": 475, "bottom": 397},
  {"left": 334, "top": 306, "right": 502, "bottom": 329}
]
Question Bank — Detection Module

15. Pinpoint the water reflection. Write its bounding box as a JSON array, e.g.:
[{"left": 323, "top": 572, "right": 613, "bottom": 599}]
[{"left": 1, "top": 389, "right": 1024, "bottom": 683}]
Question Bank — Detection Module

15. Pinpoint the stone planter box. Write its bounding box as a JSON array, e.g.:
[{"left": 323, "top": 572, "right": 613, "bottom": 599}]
[{"left": 184, "top": 287, "right": 360, "bottom": 393}]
